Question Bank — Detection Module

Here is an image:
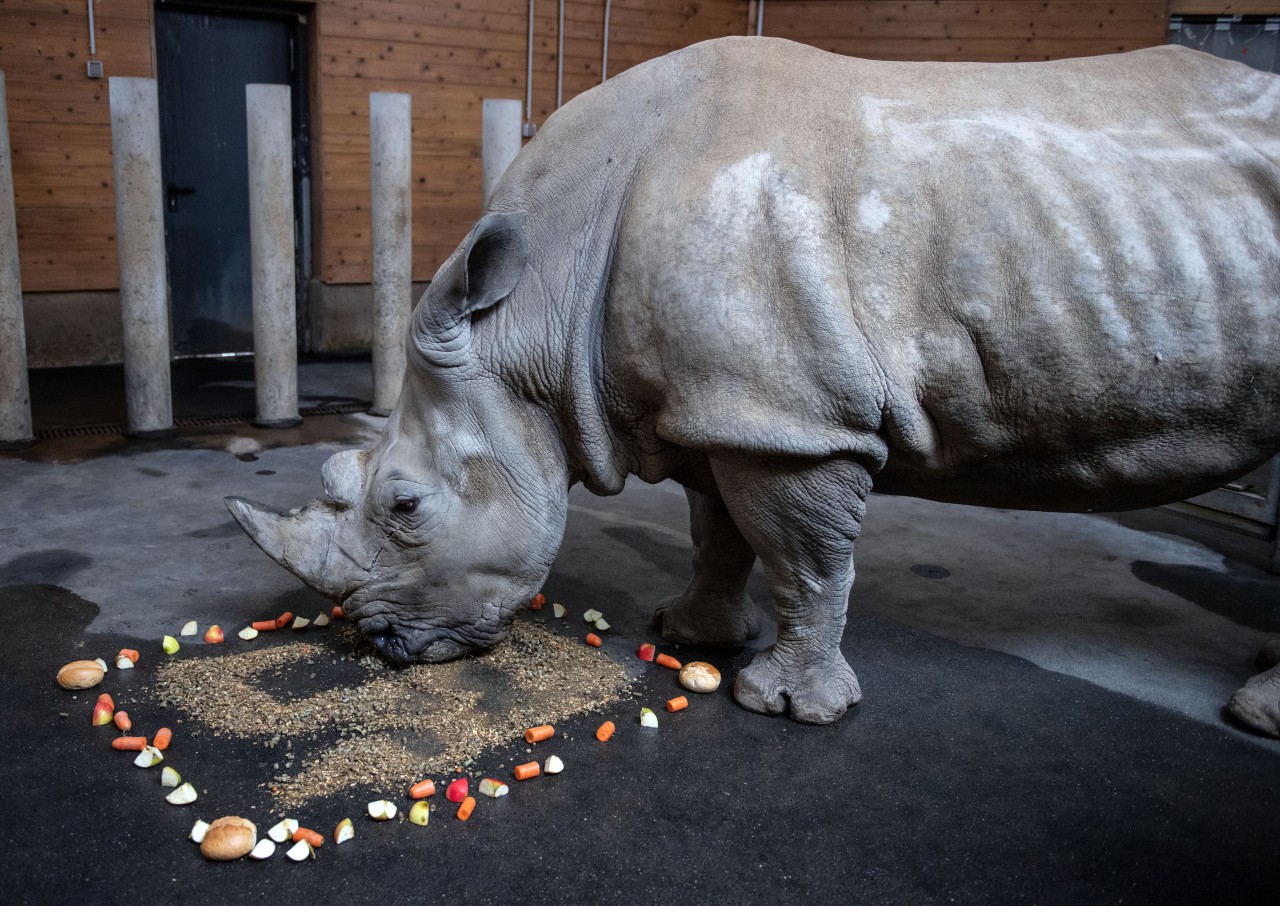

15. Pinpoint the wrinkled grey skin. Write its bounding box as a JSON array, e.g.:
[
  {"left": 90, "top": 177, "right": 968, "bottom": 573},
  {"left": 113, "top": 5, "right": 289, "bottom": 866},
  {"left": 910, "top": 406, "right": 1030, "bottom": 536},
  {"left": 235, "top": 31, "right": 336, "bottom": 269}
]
[{"left": 228, "top": 38, "right": 1280, "bottom": 731}]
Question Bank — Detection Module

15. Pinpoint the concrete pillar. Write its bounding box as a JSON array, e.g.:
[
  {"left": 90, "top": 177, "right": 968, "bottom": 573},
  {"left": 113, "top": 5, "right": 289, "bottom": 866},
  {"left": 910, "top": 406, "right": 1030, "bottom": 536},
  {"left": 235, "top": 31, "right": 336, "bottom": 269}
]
[
  {"left": 109, "top": 77, "right": 173, "bottom": 438},
  {"left": 482, "top": 99, "right": 523, "bottom": 208},
  {"left": 0, "top": 72, "right": 32, "bottom": 448},
  {"left": 246, "top": 83, "right": 300, "bottom": 428},
  {"left": 369, "top": 92, "right": 412, "bottom": 417}
]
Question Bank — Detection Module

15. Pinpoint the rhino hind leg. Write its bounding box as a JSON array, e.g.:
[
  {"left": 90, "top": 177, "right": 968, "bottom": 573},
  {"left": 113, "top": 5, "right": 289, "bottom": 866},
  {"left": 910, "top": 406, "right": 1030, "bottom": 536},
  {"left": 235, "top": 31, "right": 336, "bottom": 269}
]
[
  {"left": 710, "top": 453, "right": 870, "bottom": 724},
  {"left": 650, "top": 486, "right": 764, "bottom": 647},
  {"left": 1226, "top": 658, "right": 1280, "bottom": 739}
]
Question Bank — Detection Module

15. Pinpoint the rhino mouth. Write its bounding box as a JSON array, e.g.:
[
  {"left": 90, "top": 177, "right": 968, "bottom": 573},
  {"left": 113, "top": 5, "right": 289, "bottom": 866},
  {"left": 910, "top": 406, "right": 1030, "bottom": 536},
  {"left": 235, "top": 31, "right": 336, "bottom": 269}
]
[{"left": 351, "top": 603, "right": 510, "bottom": 665}]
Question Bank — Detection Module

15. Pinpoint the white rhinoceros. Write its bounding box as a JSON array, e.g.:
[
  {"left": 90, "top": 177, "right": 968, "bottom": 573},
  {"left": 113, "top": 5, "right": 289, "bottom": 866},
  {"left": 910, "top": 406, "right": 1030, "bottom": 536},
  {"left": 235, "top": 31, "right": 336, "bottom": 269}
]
[{"left": 227, "top": 38, "right": 1280, "bottom": 732}]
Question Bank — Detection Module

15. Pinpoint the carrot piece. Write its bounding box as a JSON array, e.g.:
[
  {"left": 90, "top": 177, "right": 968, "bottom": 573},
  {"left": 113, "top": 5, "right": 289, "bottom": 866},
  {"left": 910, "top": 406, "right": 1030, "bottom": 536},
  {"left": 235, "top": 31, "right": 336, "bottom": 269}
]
[
  {"left": 274, "top": 611, "right": 294, "bottom": 629},
  {"left": 523, "top": 724, "right": 554, "bottom": 744},
  {"left": 585, "top": 633, "right": 602, "bottom": 648},
  {"left": 250, "top": 620, "right": 277, "bottom": 632},
  {"left": 153, "top": 727, "right": 173, "bottom": 751},
  {"left": 409, "top": 779, "right": 436, "bottom": 799},
  {"left": 118, "top": 649, "right": 140, "bottom": 664},
  {"left": 293, "top": 827, "right": 324, "bottom": 848},
  {"left": 457, "top": 796, "right": 476, "bottom": 821},
  {"left": 331, "top": 606, "right": 345, "bottom": 620},
  {"left": 112, "top": 736, "right": 147, "bottom": 751},
  {"left": 113, "top": 710, "right": 131, "bottom": 732},
  {"left": 595, "top": 720, "right": 615, "bottom": 742},
  {"left": 97, "top": 693, "right": 115, "bottom": 709},
  {"left": 666, "top": 696, "right": 689, "bottom": 712},
  {"left": 513, "top": 761, "right": 540, "bottom": 781},
  {"left": 529, "top": 593, "right": 545, "bottom": 611},
  {"left": 655, "top": 653, "right": 682, "bottom": 670}
]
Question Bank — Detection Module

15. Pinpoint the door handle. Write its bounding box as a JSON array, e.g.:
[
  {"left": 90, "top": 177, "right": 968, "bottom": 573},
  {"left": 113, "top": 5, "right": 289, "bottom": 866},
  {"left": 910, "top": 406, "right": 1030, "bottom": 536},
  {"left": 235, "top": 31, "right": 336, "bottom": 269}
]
[{"left": 166, "top": 184, "right": 196, "bottom": 211}]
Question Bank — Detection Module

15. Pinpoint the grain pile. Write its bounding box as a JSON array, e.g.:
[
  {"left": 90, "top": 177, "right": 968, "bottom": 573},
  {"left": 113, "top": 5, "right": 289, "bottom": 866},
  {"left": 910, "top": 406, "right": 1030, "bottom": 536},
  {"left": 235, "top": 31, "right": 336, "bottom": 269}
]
[{"left": 151, "top": 620, "right": 632, "bottom": 808}]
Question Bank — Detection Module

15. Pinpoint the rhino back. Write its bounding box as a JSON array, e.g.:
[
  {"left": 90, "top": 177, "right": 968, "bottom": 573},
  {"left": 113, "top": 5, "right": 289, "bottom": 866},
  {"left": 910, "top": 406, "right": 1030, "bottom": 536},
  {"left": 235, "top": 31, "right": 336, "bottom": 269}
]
[{"left": 598, "top": 39, "right": 1280, "bottom": 511}]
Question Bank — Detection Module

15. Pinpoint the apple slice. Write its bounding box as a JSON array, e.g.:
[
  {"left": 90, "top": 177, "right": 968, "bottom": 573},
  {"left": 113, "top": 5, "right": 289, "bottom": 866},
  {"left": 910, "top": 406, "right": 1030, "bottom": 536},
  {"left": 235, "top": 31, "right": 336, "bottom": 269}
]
[
  {"left": 267, "top": 818, "right": 298, "bottom": 843},
  {"left": 285, "top": 840, "right": 313, "bottom": 861},
  {"left": 190, "top": 819, "right": 210, "bottom": 844},
  {"left": 583, "top": 608, "right": 602, "bottom": 623},
  {"left": 640, "top": 707, "right": 659, "bottom": 729},
  {"left": 93, "top": 658, "right": 109, "bottom": 672},
  {"left": 291, "top": 616, "right": 310, "bottom": 631},
  {"left": 552, "top": 603, "right": 566, "bottom": 618},
  {"left": 637, "top": 643, "right": 656, "bottom": 662},
  {"left": 366, "top": 799, "right": 397, "bottom": 820},
  {"left": 408, "top": 801, "right": 430, "bottom": 826},
  {"left": 116, "top": 656, "right": 135, "bottom": 670},
  {"left": 478, "top": 778, "right": 509, "bottom": 798},
  {"left": 544, "top": 755, "right": 564, "bottom": 774},
  {"left": 161, "top": 766, "right": 182, "bottom": 788},
  {"left": 180, "top": 621, "right": 198, "bottom": 637},
  {"left": 249, "top": 839, "right": 276, "bottom": 860},
  {"left": 445, "top": 777, "right": 468, "bottom": 803},
  {"left": 162, "top": 636, "right": 180, "bottom": 655},
  {"left": 166, "top": 782, "right": 198, "bottom": 805},
  {"left": 333, "top": 818, "right": 355, "bottom": 844},
  {"left": 313, "top": 612, "right": 331, "bottom": 627},
  {"left": 133, "top": 745, "right": 164, "bottom": 768},
  {"left": 237, "top": 626, "right": 258, "bottom": 641},
  {"left": 594, "top": 617, "right": 611, "bottom": 631},
  {"left": 92, "top": 700, "right": 114, "bottom": 727},
  {"left": 203, "top": 625, "right": 224, "bottom": 644}
]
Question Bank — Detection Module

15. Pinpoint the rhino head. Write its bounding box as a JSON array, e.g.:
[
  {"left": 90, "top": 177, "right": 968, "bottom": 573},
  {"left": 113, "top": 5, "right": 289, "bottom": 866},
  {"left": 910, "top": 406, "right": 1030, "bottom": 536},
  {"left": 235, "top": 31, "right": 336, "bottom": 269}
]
[{"left": 226, "top": 211, "right": 572, "bottom": 663}]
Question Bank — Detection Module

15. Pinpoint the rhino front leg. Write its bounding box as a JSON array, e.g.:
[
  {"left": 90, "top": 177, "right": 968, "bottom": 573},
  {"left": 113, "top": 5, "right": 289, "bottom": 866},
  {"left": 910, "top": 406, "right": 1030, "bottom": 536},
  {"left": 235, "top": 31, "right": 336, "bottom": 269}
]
[
  {"left": 650, "top": 486, "right": 763, "bottom": 647},
  {"left": 711, "top": 453, "right": 870, "bottom": 724}
]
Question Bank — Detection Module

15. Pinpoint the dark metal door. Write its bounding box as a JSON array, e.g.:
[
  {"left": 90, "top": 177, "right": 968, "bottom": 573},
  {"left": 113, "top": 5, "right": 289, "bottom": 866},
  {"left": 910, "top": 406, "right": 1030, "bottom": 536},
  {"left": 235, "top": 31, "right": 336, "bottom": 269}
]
[{"left": 155, "top": 3, "right": 309, "bottom": 356}]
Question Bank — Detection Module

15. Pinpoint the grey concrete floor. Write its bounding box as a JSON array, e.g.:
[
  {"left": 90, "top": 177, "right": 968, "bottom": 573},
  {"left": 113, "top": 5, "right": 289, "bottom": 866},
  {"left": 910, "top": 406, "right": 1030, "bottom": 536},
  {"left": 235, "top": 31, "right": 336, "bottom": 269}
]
[{"left": 3, "top": 362, "right": 1280, "bottom": 902}]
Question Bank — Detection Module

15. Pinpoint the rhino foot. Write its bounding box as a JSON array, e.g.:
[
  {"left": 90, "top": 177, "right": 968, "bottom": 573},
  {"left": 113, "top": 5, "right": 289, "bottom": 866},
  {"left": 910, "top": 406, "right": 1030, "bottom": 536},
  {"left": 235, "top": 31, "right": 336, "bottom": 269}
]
[
  {"left": 1226, "top": 663, "right": 1280, "bottom": 738},
  {"left": 734, "top": 646, "right": 862, "bottom": 724},
  {"left": 650, "top": 591, "right": 762, "bottom": 648}
]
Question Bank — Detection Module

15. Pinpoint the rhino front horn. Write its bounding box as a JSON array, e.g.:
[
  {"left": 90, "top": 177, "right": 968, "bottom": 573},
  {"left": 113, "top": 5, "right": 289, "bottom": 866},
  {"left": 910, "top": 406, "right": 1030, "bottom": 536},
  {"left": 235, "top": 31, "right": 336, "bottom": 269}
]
[{"left": 224, "top": 496, "right": 349, "bottom": 600}]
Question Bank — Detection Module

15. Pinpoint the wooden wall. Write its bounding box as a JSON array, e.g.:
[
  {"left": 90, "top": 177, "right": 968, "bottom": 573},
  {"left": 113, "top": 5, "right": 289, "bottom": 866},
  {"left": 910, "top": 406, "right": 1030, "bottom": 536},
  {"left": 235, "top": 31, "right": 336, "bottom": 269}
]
[
  {"left": 763, "top": 2, "right": 1170, "bottom": 63},
  {"left": 1, "top": 0, "right": 155, "bottom": 292},
  {"left": 1, "top": 0, "right": 1186, "bottom": 299}
]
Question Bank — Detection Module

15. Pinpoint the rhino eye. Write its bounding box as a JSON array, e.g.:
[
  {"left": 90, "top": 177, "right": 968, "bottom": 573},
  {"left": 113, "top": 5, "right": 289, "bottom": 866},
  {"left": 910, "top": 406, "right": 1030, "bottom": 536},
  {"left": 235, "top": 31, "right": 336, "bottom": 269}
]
[{"left": 392, "top": 496, "right": 418, "bottom": 514}]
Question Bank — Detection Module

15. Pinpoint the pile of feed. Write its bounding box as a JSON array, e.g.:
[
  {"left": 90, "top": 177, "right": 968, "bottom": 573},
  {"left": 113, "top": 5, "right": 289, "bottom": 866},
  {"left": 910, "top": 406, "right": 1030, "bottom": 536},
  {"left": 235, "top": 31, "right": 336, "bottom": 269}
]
[{"left": 150, "top": 619, "right": 633, "bottom": 808}]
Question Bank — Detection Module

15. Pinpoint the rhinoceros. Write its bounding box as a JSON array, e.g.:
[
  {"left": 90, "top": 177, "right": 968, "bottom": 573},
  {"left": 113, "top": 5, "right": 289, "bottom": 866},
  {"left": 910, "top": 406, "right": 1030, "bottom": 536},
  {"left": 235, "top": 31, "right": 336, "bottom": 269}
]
[{"left": 227, "top": 38, "right": 1280, "bottom": 732}]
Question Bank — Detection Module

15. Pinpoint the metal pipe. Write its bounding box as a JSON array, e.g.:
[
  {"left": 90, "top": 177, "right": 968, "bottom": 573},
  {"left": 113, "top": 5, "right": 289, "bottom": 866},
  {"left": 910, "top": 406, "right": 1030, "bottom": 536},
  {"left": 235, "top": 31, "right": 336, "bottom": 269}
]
[
  {"left": 557, "top": 0, "right": 564, "bottom": 109},
  {"left": 483, "top": 98, "right": 523, "bottom": 207},
  {"left": 525, "top": 0, "right": 535, "bottom": 127},
  {"left": 246, "top": 83, "right": 301, "bottom": 428},
  {"left": 369, "top": 92, "right": 413, "bottom": 417},
  {"left": 602, "top": 0, "right": 611, "bottom": 83},
  {"left": 109, "top": 77, "right": 173, "bottom": 437},
  {"left": 0, "top": 71, "right": 33, "bottom": 448},
  {"left": 757, "top": 0, "right": 765, "bottom": 36},
  {"left": 87, "top": 0, "right": 96, "bottom": 57}
]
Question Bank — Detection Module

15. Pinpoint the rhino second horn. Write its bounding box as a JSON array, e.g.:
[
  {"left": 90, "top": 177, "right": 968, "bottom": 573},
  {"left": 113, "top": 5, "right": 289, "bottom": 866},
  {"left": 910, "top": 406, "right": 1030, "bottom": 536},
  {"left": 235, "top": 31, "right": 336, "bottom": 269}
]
[
  {"left": 224, "top": 496, "right": 347, "bottom": 599},
  {"left": 321, "top": 449, "right": 368, "bottom": 508}
]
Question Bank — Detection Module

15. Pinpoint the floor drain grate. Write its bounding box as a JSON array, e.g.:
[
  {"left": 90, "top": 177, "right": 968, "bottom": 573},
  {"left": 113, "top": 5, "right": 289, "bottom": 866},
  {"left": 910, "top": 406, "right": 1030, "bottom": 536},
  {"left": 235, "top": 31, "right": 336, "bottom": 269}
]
[{"left": 33, "top": 401, "right": 371, "bottom": 441}]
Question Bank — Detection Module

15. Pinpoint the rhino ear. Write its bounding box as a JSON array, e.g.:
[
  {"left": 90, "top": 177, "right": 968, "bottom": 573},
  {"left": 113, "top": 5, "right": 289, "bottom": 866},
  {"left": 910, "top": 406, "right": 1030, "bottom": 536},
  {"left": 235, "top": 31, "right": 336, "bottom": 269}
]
[{"left": 423, "top": 211, "right": 528, "bottom": 338}]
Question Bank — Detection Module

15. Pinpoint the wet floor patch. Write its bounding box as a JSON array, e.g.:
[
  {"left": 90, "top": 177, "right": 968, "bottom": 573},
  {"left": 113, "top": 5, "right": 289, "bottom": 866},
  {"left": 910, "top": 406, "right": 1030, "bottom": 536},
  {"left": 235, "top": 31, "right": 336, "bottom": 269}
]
[{"left": 1130, "top": 560, "right": 1280, "bottom": 633}]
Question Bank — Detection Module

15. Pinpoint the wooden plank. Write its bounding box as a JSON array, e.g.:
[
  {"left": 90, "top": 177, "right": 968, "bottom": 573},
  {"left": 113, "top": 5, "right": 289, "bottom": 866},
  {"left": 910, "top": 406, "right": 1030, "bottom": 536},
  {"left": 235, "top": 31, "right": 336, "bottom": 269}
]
[
  {"left": 1170, "top": 1, "right": 1280, "bottom": 13},
  {"left": 15, "top": 205, "right": 119, "bottom": 292}
]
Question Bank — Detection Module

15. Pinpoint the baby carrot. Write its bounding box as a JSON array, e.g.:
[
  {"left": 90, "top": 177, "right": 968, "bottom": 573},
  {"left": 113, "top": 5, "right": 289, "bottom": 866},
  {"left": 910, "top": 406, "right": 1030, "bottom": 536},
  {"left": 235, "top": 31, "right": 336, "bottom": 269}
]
[
  {"left": 274, "top": 611, "right": 294, "bottom": 629},
  {"left": 409, "top": 779, "right": 436, "bottom": 799},
  {"left": 250, "top": 620, "right": 277, "bottom": 632},
  {"left": 118, "top": 649, "right": 140, "bottom": 664},
  {"left": 293, "top": 827, "right": 324, "bottom": 848},
  {"left": 153, "top": 727, "right": 173, "bottom": 751},
  {"left": 513, "top": 762, "right": 540, "bottom": 781},
  {"left": 530, "top": 593, "right": 545, "bottom": 611},
  {"left": 331, "top": 606, "right": 345, "bottom": 620},
  {"left": 113, "top": 710, "right": 131, "bottom": 732},
  {"left": 457, "top": 796, "right": 476, "bottom": 821},
  {"left": 112, "top": 736, "right": 147, "bottom": 751},
  {"left": 523, "top": 724, "right": 554, "bottom": 744},
  {"left": 595, "top": 720, "right": 616, "bottom": 742},
  {"left": 655, "top": 653, "right": 682, "bottom": 670},
  {"left": 585, "top": 633, "right": 602, "bottom": 647},
  {"left": 666, "top": 696, "right": 689, "bottom": 712}
]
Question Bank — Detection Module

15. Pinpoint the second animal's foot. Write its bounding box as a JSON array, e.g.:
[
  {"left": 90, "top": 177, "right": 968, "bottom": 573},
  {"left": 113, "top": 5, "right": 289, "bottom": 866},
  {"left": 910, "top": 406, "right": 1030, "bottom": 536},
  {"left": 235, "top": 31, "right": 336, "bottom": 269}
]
[
  {"left": 1226, "top": 663, "right": 1280, "bottom": 739},
  {"left": 733, "top": 645, "right": 862, "bottom": 724},
  {"left": 649, "top": 591, "right": 762, "bottom": 648}
]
